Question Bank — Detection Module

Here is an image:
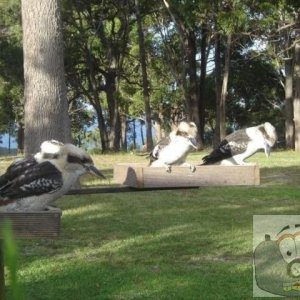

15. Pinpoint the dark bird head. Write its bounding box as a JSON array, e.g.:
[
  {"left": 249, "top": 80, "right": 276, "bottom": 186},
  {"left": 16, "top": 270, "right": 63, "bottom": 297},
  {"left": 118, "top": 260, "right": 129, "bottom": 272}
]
[
  {"left": 63, "top": 144, "right": 106, "bottom": 179},
  {"left": 35, "top": 140, "right": 106, "bottom": 179}
]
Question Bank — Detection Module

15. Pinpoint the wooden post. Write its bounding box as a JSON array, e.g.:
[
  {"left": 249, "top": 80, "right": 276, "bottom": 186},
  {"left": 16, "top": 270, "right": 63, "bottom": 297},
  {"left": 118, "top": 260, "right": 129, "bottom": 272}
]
[{"left": 0, "top": 240, "right": 5, "bottom": 300}]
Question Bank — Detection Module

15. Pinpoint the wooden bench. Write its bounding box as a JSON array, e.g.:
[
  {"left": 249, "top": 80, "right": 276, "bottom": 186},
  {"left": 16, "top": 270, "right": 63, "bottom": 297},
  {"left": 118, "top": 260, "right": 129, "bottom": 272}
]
[{"left": 114, "top": 163, "right": 260, "bottom": 188}]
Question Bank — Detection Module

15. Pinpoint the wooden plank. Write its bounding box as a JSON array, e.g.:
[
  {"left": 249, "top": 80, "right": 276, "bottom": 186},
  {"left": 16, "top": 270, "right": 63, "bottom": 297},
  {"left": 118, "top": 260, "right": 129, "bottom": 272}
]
[
  {"left": 0, "top": 208, "right": 62, "bottom": 239},
  {"left": 68, "top": 185, "right": 199, "bottom": 195},
  {"left": 113, "top": 163, "right": 260, "bottom": 188},
  {"left": 113, "top": 164, "right": 146, "bottom": 188}
]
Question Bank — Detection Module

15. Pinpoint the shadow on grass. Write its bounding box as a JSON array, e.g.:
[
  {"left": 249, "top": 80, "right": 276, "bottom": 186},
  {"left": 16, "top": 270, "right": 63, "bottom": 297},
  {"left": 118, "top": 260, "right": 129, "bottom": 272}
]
[{"left": 10, "top": 164, "right": 300, "bottom": 299}]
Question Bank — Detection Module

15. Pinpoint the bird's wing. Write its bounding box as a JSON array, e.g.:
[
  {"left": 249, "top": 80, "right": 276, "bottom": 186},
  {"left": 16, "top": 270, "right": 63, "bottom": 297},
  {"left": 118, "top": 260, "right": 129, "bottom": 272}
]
[
  {"left": 0, "top": 157, "right": 38, "bottom": 187},
  {"left": 149, "top": 136, "right": 171, "bottom": 163},
  {"left": 0, "top": 161, "right": 63, "bottom": 200},
  {"left": 201, "top": 130, "right": 250, "bottom": 165}
]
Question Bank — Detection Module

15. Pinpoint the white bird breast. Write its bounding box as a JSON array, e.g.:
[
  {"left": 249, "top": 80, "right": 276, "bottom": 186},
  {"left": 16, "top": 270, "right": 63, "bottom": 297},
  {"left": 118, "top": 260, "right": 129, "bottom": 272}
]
[{"left": 156, "top": 136, "right": 192, "bottom": 164}]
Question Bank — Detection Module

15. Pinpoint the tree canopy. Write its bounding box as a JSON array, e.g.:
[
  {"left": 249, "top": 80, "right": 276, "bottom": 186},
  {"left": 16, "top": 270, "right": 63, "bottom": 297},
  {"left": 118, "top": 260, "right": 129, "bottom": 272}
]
[{"left": 1, "top": 0, "right": 299, "bottom": 151}]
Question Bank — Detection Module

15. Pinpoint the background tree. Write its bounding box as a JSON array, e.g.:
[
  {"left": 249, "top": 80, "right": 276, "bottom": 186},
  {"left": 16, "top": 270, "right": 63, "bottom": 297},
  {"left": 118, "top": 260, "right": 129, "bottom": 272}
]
[
  {"left": 134, "top": 0, "right": 153, "bottom": 151},
  {"left": 0, "top": 0, "right": 24, "bottom": 151},
  {"left": 22, "top": 0, "right": 71, "bottom": 155},
  {"left": 1, "top": 0, "right": 298, "bottom": 152}
]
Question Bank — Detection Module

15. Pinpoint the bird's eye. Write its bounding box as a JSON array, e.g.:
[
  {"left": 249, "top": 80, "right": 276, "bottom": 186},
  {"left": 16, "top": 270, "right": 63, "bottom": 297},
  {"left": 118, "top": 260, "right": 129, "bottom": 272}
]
[{"left": 279, "top": 237, "right": 297, "bottom": 263}]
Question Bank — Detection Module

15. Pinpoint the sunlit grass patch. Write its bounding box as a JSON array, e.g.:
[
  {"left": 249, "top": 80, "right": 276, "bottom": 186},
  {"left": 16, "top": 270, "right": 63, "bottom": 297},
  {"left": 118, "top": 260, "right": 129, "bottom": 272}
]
[{"left": 2, "top": 150, "right": 300, "bottom": 299}]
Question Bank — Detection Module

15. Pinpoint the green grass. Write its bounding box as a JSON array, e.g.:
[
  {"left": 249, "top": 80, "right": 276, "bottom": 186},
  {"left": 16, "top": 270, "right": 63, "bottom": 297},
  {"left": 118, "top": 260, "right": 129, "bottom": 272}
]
[{"left": 3, "top": 150, "right": 300, "bottom": 299}]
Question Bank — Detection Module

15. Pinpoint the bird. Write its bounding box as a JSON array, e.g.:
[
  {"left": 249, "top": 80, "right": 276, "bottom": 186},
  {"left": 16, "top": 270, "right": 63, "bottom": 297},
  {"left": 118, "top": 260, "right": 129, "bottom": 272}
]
[
  {"left": 149, "top": 121, "right": 198, "bottom": 172},
  {"left": 201, "top": 122, "right": 277, "bottom": 166},
  {"left": 0, "top": 140, "right": 105, "bottom": 212}
]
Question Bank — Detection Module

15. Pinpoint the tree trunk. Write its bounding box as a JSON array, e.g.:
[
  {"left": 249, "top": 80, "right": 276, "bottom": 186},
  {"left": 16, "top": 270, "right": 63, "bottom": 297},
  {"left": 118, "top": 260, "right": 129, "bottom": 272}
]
[
  {"left": 17, "top": 121, "right": 24, "bottom": 153},
  {"left": 120, "top": 114, "right": 127, "bottom": 151},
  {"left": 294, "top": 12, "right": 300, "bottom": 152},
  {"left": 86, "top": 44, "right": 108, "bottom": 152},
  {"left": 152, "top": 112, "right": 164, "bottom": 143},
  {"left": 285, "top": 58, "right": 294, "bottom": 148},
  {"left": 185, "top": 32, "right": 201, "bottom": 137},
  {"left": 135, "top": 0, "right": 153, "bottom": 151},
  {"left": 22, "top": 0, "right": 71, "bottom": 156},
  {"left": 140, "top": 120, "right": 145, "bottom": 146},
  {"left": 106, "top": 70, "right": 121, "bottom": 151},
  {"left": 214, "top": 33, "right": 222, "bottom": 146},
  {"left": 198, "top": 24, "right": 208, "bottom": 146},
  {"left": 93, "top": 102, "right": 108, "bottom": 152},
  {"left": 219, "top": 34, "right": 231, "bottom": 141}
]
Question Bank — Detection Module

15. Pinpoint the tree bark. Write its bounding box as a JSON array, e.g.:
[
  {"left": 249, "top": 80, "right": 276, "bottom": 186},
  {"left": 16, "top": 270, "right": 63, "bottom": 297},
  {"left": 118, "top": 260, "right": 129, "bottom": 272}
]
[
  {"left": 120, "top": 113, "right": 127, "bottom": 151},
  {"left": 106, "top": 70, "right": 121, "bottom": 151},
  {"left": 220, "top": 34, "right": 231, "bottom": 141},
  {"left": 185, "top": 31, "right": 201, "bottom": 130},
  {"left": 198, "top": 24, "right": 208, "bottom": 147},
  {"left": 294, "top": 11, "right": 300, "bottom": 152},
  {"left": 214, "top": 33, "right": 222, "bottom": 146},
  {"left": 285, "top": 58, "right": 294, "bottom": 148},
  {"left": 135, "top": 0, "right": 153, "bottom": 151},
  {"left": 22, "top": 0, "right": 71, "bottom": 156}
]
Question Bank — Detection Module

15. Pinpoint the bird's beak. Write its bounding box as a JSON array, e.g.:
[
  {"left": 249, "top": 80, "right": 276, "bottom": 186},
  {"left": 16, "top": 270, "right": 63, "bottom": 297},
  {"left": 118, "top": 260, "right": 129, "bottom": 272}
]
[
  {"left": 86, "top": 165, "right": 106, "bottom": 179},
  {"left": 188, "top": 137, "right": 198, "bottom": 150},
  {"left": 264, "top": 143, "right": 271, "bottom": 157}
]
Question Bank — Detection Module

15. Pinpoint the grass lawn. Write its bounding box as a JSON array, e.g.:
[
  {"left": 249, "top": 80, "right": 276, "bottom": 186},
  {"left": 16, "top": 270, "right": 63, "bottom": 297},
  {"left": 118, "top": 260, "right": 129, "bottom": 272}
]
[{"left": 3, "top": 150, "right": 300, "bottom": 299}]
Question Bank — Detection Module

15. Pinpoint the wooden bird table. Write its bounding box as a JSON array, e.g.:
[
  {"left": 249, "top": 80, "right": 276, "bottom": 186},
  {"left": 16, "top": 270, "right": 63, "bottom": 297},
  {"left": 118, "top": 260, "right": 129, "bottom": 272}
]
[
  {"left": 113, "top": 163, "right": 260, "bottom": 188},
  {"left": 0, "top": 208, "right": 61, "bottom": 300}
]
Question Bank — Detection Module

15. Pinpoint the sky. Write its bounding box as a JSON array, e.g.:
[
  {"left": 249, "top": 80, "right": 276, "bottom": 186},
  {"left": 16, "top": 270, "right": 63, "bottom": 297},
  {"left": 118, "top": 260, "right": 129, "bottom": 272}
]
[
  {"left": 1, "top": 133, "right": 17, "bottom": 149},
  {"left": 0, "top": 119, "right": 147, "bottom": 151}
]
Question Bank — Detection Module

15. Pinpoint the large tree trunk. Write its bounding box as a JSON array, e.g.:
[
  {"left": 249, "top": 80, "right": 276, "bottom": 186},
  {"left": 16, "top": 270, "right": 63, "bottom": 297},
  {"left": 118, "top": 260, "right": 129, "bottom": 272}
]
[
  {"left": 214, "top": 33, "right": 231, "bottom": 145},
  {"left": 86, "top": 45, "right": 108, "bottom": 152},
  {"left": 93, "top": 102, "right": 108, "bottom": 151},
  {"left": 17, "top": 121, "right": 24, "bottom": 153},
  {"left": 214, "top": 33, "right": 222, "bottom": 146},
  {"left": 22, "top": 0, "right": 71, "bottom": 156},
  {"left": 198, "top": 24, "right": 208, "bottom": 146},
  {"left": 135, "top": 0, "right": 153, "bottom": 151},
  {"left": 120, "top": 113, "right": 127, "bottom": 151},
  {"left": 219, "top": 34, "right": 231, "bottom": 141},
  {"left": 294, "top": 12, "right": 300, "bottom": 152},
  {"left": 185, "top": 32, "right": 201, "bottom": 133},
  {"left": 285, "top": 58, "right": 294, "bottom": 148},
  {"left": 106, "top": 70, "right": 121, "bottom": 151}
]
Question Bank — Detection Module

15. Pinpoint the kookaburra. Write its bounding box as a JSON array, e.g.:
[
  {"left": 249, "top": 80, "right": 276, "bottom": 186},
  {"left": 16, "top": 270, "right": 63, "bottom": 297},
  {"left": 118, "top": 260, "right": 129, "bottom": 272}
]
[
  {"left": 0, "top": 140, "right": 105, "bottom": 212},
  {"left": 149, "top": 121, "right": 198, "bottom": 172},
  {"left": 201, "top": 122, "right": 277, "bottom": 166}
]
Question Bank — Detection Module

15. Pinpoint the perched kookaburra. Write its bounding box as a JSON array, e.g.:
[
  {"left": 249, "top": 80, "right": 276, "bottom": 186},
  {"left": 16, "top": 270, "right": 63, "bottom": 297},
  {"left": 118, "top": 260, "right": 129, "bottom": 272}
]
[
  {"left": 0, "top": 140, "right": 105, "bottom": 212},
  {"left": 149, "top": 121, "right": 198, "bottom": 172},
  {"left": 201, "top": 122, "right": 277, "bottom": 166}
]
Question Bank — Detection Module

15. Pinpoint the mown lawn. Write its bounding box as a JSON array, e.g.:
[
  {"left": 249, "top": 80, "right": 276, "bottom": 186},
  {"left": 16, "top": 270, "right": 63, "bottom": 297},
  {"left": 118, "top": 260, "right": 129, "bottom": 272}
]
[{"left": 3, "top": 150, "right": 300, "bottom": 299}]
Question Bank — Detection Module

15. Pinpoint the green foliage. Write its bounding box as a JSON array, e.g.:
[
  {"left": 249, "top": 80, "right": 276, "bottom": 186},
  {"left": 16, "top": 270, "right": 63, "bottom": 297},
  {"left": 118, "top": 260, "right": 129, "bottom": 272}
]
[
  {"left": 0, "top": 0, "right": 298, "bottom": 148},
  {"left": 0, "top": 0, "right": 23, "bottom": 133},
  {"left": 227, "top": 52, "right": 284, "bottom": 130}
]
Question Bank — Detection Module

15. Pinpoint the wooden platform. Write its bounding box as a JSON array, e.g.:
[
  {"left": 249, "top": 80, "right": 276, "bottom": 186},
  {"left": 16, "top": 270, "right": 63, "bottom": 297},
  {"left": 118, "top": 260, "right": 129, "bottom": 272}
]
[
  {"left": 0, "top": 208, "right": 62, "bottom": 239},
  {"left": 114, "top": 163, "right": 260, "bottom": 188}
]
